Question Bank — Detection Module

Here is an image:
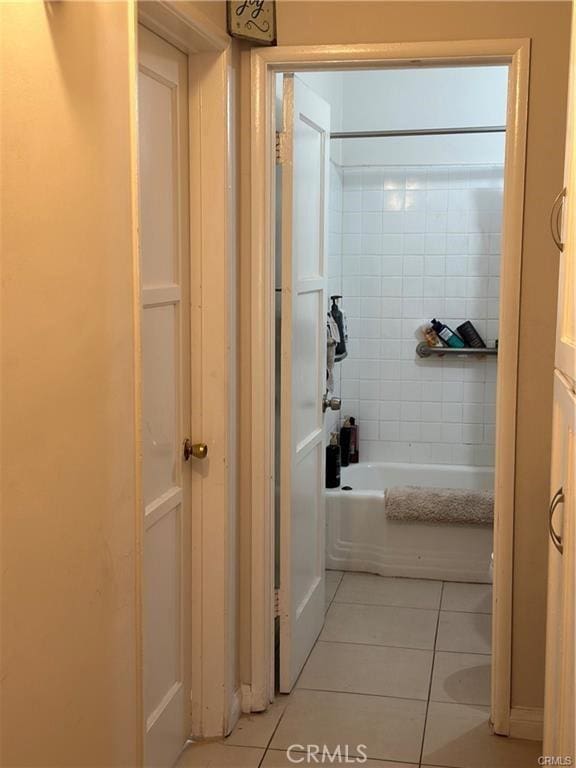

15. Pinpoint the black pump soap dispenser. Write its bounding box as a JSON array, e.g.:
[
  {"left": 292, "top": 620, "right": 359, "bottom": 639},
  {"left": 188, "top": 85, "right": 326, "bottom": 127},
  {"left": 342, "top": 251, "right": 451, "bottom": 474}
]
[{"left": 325, "top": 432, "right": 341, "bottom": 489}]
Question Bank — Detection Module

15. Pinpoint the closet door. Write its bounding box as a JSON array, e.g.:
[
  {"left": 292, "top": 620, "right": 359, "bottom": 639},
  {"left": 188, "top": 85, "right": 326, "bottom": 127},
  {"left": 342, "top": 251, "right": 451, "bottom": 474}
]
[
  {"left": 545, "top": 0, "right": 576, "bottom": 757},
  {"left": 138, "top": 26, "right": 192, "bottom": 768},
  {"left": 554, "top": 1, "right": 576, "bottom": 383},
  {"left": 543, "top": 371, "right": 575, "bottom": 761},
  {"left": 278, "top": 74, "right": 331, "bottom": 691}
]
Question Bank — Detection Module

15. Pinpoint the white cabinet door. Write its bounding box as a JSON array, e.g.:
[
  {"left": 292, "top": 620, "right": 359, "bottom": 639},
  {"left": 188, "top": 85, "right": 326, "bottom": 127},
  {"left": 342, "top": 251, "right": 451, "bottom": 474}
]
[
  {"left": 138, "top": 26, "right": 192, "bottom": 767},
  {"left": 278, "top": 75, "right": 331, "bottom": 692},
  {"left": 543, "top": 371, "right": 575, "bottom": 761},
  {"left": 555, "top": 2, "right": 576, "bottom": 383}
]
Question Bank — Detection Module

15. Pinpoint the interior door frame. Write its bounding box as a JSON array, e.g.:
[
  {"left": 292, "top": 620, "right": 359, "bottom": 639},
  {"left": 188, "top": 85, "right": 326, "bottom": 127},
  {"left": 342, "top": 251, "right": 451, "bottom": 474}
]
[
  {"left": 248, "top": 39, "right": 530, "bottom": 737},
  {"left": 135, "top": 0, "right": 237, "bottom": 749}
]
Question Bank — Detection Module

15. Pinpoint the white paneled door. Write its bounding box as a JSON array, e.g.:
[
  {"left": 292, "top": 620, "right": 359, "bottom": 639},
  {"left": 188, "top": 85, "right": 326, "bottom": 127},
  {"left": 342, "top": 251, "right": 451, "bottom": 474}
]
[
  {"left": 543, "top": 372, "right": 575, "bottom": 761},
  {"left": 554, "top": 6, "right": 576, "bottom": 383},
  {"left": 279, "top": 75, "right": 331, "bottom": 691},
  {"left": 544, "top": 1, "right": 576, "bottom": 759},
  {"left": 138, "top": 26, "right": 191, "bottom": 768}
]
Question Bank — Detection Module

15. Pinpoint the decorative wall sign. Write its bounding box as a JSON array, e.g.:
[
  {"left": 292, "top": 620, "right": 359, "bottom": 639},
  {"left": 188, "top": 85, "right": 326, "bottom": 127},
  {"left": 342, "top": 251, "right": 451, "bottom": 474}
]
[{"left": 227, "top": 1, "right": 276, "bottom": 45}]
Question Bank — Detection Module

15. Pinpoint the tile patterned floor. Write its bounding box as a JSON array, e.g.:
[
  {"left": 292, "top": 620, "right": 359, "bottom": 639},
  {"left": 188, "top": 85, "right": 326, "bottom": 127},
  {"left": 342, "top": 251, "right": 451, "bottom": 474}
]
[{"left": 177, "top": 572, "right": 542, "bottom": 768}]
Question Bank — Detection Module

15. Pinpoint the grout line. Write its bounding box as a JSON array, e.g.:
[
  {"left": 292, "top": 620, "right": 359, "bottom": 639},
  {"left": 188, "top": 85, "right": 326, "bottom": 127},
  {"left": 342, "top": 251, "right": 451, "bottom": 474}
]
[
  {"left": 257, "top": 696, "right": 291, "bottom": 761},
  {"left": 324, "top": 571, "right": 345, "bottom": 614},
  {"left": 222, "top": 743, "right": 267, "bottom": 750},
  {"left": 264, "top": 747, "right": 421, "bottom": 766},
  {"left": 265, "top": 748, "right": 421, "bottom": 766},
  {"left": 318, "top": 637, "right": 491, "bottom": 659},
  {"left": 340, "top": 573, "right": 447, "bottom": 584},
  {"left": 429, "top": 696, "right": 491, "bottom": 708},
  {"left": 296, "top": 685, "right": 430, "bottom": 704},
  {"left": 418, "top": 581, "right": 445, "bottom": 768},
  {"left": 437, "top": 608, "right": 493, "bottom": 616},
  {"left": 317, "top": 637, "right": 437, "bottom": 652},
  {"left": 434, "top": 648, "right": 492, "bottom": 658},
  {"left": 333, "top": 599, "right": 442, "bottom": 611}
]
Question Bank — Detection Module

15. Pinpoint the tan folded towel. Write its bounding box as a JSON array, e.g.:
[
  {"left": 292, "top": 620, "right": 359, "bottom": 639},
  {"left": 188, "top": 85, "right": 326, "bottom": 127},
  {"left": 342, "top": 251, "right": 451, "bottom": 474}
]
[{"left": 385, "top": 485, "right": 494, "bottom": 525}]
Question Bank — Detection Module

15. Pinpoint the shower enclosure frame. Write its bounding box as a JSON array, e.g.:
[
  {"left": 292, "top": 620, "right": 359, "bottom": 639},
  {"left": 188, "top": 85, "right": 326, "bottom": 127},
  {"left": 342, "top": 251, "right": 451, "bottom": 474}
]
[{"left": 246, "top": 39, "right": 530, "bottom": 739}]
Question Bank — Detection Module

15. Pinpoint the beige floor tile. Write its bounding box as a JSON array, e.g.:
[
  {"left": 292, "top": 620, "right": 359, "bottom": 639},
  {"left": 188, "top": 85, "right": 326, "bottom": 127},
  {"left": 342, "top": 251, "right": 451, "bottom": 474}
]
[
  {"left": 431, "top": 652, "right": 491, "bottom": 706},
  {"left": 335, "top": 573, "right": 442, "bottom": 609},
  {"left": 270, "top": 688, "right": 426, "bottom": 764},
  {"left": 226, "top": 695, "right": 291, "bottom": 748},
  {"left": 441, "top": 582, "right": 493, "bottom": 614},
  {"left": 321, "top": 602, "right": 438, "bottom": 650},
  {"left": 436, "top": 611, "right": 492, "bottom": 655},
  {"left": 262, "top": 748, "right": 416, "bottom": 767},
  {"left": 175, "top": 742, "right": 264, "bottom": 768},
  {"left": 325, "top": 570, "right": 344, "bottom": 609},
  {"left": 422, "top": 701, "right": 542, "bottom": 768},
  {"left": 297, "top": 640, "right": 432, "bottom": 700}
]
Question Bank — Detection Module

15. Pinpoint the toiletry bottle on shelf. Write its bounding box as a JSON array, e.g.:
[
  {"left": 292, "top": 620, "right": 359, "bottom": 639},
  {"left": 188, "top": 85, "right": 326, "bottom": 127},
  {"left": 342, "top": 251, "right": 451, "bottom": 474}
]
[
  {"left": 340, "top": 418, "right": 352, "bottom": 467},
  {"left": 325, "top": 432, "right": 341, "bottom": 489},
  {"left": 349, "top": 417, "right": 359, "bottom": 464},
  {"left": 431, "top": 318, "right": 465, "bottom": 348},
  {"left": 421, "top": 324, "right": 443, "bottom": 348},
  {"left": 456, "top": 321, "right": 486, "bottom": 348}
]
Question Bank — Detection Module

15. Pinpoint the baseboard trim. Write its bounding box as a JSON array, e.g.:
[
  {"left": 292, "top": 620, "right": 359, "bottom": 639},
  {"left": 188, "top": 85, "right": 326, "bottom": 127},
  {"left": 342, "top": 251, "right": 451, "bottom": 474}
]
[{"left": 509, "top": 707, "right": 543, "bottom": 741}]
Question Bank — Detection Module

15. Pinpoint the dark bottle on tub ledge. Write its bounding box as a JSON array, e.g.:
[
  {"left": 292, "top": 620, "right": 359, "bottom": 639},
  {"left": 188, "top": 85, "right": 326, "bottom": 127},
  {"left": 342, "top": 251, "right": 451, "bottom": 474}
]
[
  {"left": 325, "top": 432, "right": 341, "bottom": 489},
  {"left": 349, "top": 417, "right": 359, "bottom": 463},
  {"left": 340, "top": 418, "right": 352, "bottom": 467}
]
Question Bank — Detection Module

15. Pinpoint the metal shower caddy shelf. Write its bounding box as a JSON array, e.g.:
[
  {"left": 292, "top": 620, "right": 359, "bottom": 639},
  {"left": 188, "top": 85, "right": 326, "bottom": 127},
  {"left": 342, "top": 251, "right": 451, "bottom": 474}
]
[{"left": 416, "top": 342, "right": 498, "bottom": 359}]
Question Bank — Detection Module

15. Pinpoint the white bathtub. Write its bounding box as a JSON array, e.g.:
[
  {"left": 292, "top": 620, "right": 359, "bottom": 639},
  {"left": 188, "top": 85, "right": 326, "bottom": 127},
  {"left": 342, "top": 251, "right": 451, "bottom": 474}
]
[{"left": 326, "top": 462, "right": 494, "bottom": 583}]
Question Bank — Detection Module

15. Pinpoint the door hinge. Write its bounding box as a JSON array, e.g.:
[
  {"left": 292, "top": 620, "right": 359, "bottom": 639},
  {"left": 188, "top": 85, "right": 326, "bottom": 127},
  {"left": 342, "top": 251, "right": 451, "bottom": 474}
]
[
  {"left": 274, "top": 588, "right": 280, "bottom": 617},
  {"left": 276, "top": 132, "right": 287, "bottom": 165}
]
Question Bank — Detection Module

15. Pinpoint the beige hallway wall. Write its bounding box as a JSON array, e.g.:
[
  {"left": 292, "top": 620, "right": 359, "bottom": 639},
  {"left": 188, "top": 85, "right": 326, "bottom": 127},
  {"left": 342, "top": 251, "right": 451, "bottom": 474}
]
[
  {"left": 268, "top": 1, "right": 571, "bottom": 711},
  {"left": 0, "top": 2, "right": 141, "bottom": 765},
  {"left": 1, "top": 0, "right": 235, "bottom": 763}
]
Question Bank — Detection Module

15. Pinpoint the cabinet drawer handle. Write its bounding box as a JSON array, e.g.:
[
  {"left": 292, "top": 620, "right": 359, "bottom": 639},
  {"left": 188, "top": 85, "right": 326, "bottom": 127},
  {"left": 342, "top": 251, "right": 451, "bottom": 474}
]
[
  {"left": 550, "top": 188, "right": 566, "bottom": 252},
  {"left": 549, "top": 486, "right": 564, "bottom": 554}
]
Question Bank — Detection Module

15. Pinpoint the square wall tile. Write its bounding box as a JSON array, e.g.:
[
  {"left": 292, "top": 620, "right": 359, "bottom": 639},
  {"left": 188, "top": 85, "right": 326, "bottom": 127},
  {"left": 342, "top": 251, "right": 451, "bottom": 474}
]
[
  {"left": 362, "top": 212, "right": 383, "bottom": 234},
  {"left": 383, "top": 190, "right": 405, "bottom": 211},
  {"left": 403, "top": 234, "right": 425, "bottom": 254},
  {"left": 362, "top": 189, "right": 383, "bottom": 211}
]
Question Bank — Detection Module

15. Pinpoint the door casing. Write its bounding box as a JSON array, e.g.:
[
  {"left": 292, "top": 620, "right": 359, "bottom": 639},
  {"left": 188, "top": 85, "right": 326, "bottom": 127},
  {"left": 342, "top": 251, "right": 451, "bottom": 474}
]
[
  {"left": 134, "top": 0, "right": 237, "bottom": 751},
  {"left": 247, "top": 38, "right": 531, "bottom": 738}
]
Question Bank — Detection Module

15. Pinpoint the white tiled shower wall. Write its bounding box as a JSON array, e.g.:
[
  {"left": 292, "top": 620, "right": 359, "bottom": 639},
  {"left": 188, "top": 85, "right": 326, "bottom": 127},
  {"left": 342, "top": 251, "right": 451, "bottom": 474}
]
[{"left": 332, "top": 163, "right": 502, "bottom": 466}]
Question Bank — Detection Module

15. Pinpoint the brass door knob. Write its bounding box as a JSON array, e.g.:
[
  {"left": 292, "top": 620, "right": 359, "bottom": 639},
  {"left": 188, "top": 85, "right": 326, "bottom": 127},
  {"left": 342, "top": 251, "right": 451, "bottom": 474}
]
[
  {"left": 322, "top": 393, "right": 342, "bottom": 413},
  {"left": 183, "top": 439, "right": 208, "bottom": 461}
]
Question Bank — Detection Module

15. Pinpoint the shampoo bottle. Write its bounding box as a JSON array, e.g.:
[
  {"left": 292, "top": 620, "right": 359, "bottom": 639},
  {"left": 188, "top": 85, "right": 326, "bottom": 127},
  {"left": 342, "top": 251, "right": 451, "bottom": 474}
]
[
  {"left": 431, "top": 318, "right": 465, "bottom": 349},
  {"left": 349, "top": 417, "right": 359, "bottom": 464},
  {"left": 456, "top": 321, "right": 486, "bottom": 348},
  {"left": 339, "top": 418, "right": 352, "bottom": 467},
  {"left": 325, "top": 432, "right": 341, "bottom": 489}
]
